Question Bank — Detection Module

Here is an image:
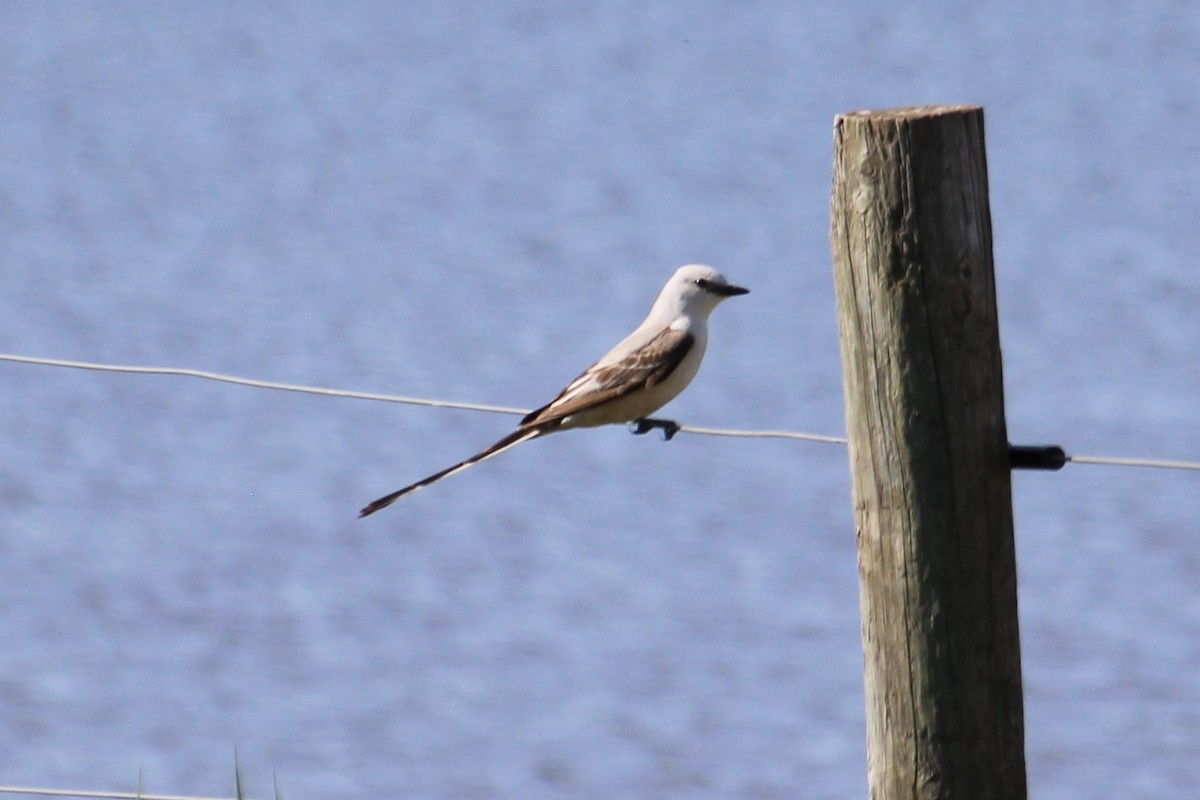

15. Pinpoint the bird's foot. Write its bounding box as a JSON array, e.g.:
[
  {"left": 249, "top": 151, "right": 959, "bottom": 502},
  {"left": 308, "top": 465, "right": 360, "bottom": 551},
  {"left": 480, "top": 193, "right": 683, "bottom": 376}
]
[{"left": 630, "top": 417, "right": 681, "bottom": 441}]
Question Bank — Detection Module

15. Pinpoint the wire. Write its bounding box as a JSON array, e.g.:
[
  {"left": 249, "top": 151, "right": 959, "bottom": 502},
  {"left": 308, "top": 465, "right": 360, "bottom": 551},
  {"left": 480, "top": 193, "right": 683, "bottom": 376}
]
[
  {"left": 0, "top": 786, "right": 234, "bottom": 800},
  {"left": 677, "top": 424, "right": 847, "bottom": 444},
  {"left": 0, "top": 353, "right": 528, "bottom": 415},
  {"left": 2, "top": 352, "right": 1198, "bottom": 470},
  {"left": 0, "top": 352, "right": 839, "bottom": 444},
  {"left": 1068, "top": 454, "right": 1200, "bottom": 471}
]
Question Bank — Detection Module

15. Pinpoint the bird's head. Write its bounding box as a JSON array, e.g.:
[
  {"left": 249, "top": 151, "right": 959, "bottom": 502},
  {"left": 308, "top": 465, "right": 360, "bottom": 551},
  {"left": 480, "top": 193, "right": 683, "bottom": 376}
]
[{"left": 657, "top": 264, "right": 749, "bottom": 319}]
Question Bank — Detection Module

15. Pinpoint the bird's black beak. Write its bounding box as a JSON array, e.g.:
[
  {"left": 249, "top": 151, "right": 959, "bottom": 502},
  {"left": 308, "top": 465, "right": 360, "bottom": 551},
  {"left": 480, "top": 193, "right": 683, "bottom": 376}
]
[{"left": 714, "top": 283, "right": 749, "bottom": 297}]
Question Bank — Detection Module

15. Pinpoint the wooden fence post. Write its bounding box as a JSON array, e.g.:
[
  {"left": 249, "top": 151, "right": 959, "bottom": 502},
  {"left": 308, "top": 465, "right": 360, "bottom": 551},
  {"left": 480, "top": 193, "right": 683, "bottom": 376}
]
[{"left": 829, "top": 105, "right": 1028, "bottom": 799}]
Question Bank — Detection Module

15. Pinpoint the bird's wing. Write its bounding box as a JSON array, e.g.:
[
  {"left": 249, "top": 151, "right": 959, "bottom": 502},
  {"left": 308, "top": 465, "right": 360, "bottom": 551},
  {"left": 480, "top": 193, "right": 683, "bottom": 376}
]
[{"left": 520, "top": 327, "right": 694, "bottom": 428}]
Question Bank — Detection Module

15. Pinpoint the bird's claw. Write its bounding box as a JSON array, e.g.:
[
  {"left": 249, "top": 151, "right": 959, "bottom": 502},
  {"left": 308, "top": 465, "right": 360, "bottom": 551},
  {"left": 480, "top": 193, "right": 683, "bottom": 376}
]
[{"left": 630, "top": 418, "right": 681, "bottom": 441}]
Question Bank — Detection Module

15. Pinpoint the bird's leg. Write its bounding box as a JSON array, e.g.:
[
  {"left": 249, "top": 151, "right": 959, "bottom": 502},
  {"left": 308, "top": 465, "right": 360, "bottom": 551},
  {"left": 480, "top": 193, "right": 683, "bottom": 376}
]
[{"left": 630, "top": 417, "right": 681, "bottom": 441}]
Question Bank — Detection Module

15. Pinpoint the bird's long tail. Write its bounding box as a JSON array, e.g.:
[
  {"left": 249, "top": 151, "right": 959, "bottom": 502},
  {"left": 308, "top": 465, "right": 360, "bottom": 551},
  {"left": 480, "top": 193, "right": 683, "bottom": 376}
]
[{"left": 358, "top": 426, "right": 546, "bottom": 517}]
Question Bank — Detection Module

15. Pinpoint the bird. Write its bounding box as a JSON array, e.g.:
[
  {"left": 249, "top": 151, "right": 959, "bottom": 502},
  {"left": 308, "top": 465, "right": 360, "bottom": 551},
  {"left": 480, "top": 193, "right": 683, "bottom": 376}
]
[{"left": 358, "top": 264, "right": 748, "bottom": 516}]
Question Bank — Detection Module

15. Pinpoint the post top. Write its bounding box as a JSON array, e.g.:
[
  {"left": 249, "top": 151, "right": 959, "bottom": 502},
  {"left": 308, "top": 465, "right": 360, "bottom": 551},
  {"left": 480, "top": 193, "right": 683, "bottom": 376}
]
[{"left": 836, "top": 104, "right": 983, "bottom": 123}]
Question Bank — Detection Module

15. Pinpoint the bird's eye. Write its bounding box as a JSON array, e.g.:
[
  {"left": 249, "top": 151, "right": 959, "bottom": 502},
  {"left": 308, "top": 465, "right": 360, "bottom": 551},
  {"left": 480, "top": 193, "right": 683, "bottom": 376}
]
[{"left": 694, "top": 278, "right": 711, "bottom": 288}]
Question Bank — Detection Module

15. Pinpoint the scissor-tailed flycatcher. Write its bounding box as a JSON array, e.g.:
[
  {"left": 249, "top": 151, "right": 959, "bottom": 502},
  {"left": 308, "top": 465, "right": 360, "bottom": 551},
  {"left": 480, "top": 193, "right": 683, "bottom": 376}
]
[{"left": 359, "top": 264, "right": 748, "bottom": 517}]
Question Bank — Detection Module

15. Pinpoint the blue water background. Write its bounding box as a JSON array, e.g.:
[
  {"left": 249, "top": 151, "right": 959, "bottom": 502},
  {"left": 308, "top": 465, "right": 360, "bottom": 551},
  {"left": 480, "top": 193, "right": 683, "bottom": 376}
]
[{"left": 2, "top": 3, "right": 1198, "bottom": 798}]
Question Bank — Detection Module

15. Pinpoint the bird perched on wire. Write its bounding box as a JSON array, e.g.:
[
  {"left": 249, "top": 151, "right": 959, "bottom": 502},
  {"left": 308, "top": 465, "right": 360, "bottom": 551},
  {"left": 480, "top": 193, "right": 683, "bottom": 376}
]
[{"left": 359, "top": 264, "right": 748, "bottom": 516}]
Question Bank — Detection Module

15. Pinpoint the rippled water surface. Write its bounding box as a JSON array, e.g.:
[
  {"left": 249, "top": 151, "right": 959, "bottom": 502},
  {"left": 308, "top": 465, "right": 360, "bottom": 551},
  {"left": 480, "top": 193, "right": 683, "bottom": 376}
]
[{"left": 2, "top": 3, "right": 1198, "bottom": 798}]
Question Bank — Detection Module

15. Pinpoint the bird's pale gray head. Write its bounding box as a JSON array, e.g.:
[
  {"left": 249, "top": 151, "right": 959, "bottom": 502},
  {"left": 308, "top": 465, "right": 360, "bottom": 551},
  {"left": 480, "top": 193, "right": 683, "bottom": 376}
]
[{"left": 663, "top": 264, "right": 749, "bottom": 315}]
